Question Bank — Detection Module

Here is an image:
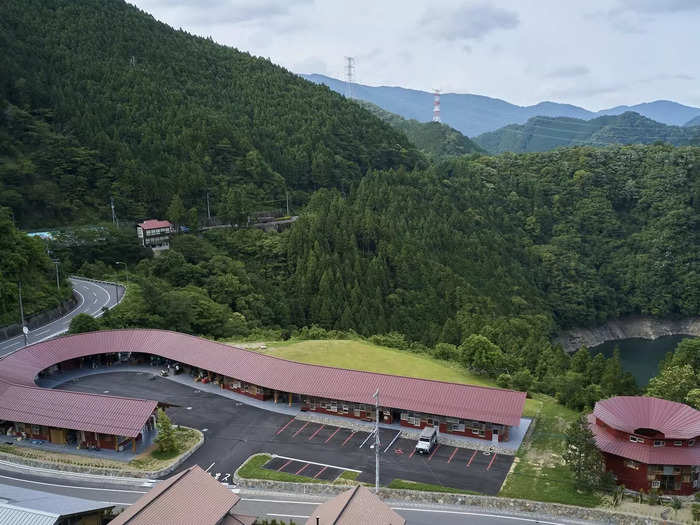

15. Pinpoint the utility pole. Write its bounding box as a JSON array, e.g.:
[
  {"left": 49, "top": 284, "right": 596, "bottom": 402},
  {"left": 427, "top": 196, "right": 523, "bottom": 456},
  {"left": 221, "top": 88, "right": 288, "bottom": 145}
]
[
  {"left": 344, "top": 56, "right": 355, "bottom": 99},
  {"left": 373, "top": 388, "right": 380, "bottom": 493},
  {"left": 52, "top": 260, "right": 60, "bottom": 291},
  {"left": 285, "top": 189, "right": 290, "bottom": 217},
  {"left": 18, "top": 280, "right": 27, "bottom": 346},
  {"left": 110, "top": 197, "right": 118, "bottom": 227},
  {"left": 206, "top": 191, "right": 211, "bottom": 224}
]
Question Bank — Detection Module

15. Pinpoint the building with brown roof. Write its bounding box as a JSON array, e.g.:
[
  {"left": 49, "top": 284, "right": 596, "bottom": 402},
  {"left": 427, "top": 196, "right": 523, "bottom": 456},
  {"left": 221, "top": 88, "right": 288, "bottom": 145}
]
[
  {"left": 136, "top": 219, "right": 175, "bottom": 250},
  {"left": 305, "top": 485, "right": 404, "bottom": 525},
  {"left": 589, "top": 396, "right": 700, "bottom": 495},
  {"left": 108, "top": 465, "right": 255, "bottom": 525},
  {"left": 0, "top": 329, "right": 526, "bottom": 453}
]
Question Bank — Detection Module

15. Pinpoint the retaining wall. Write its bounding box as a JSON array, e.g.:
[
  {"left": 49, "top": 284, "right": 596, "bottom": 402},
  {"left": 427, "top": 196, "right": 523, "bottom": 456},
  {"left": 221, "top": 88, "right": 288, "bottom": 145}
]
[{"left": 0, "top": 293, "right": 78, "bottom": 341}]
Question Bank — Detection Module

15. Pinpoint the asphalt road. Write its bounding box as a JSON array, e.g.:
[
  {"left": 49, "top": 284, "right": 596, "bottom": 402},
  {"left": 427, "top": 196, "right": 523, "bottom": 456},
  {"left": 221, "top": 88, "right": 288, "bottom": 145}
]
[
  {"left": 0, "top": 475, "right": 572, "bottom": 525},
  {"left": 0, "top": 277, "right": 123, "bottom": 357},
  {"left": 58, "top": 372, "right": 513, "bottom": 495}
]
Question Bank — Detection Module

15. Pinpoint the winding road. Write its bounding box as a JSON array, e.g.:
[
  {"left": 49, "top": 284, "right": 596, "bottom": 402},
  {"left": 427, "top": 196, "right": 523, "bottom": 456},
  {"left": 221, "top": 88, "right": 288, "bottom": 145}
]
[{"left": 0, "top": 277, "right": 123, "bottom": 357}]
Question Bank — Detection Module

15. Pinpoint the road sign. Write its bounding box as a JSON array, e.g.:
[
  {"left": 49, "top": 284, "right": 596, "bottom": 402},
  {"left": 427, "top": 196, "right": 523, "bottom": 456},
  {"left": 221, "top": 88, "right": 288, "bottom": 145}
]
[{"left": 22, "top": 326, "right": 28, "bottom": 335}]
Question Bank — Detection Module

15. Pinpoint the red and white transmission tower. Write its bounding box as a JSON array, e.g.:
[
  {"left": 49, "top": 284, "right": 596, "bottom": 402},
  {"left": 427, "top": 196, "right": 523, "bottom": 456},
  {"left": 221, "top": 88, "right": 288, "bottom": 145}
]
[{"left": 432, "top": 89, "right": 441, "bottom": 122}]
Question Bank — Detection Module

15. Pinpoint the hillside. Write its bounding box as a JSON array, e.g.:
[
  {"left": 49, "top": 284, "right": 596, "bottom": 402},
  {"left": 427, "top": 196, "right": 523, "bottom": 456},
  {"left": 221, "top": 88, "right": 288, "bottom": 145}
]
[
  {"left": 355, "top": 100, "right": 486, "bottom": 157},
  {"left": 474, "top": 112, "right": 700, "bottom": 153},
  {"left": 0, "top": 0, "right": 422, "bottom": 228},
  {"left": 686, "top": 115, "right": 700, "bottom": 127},
  {"left": 302, "top": 74, "right": 700, "bottom": 136}
]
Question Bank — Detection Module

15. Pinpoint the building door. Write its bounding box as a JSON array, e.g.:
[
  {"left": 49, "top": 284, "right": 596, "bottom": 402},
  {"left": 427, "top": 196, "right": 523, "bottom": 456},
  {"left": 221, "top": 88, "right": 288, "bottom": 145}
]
[
  {"left": 49, "top": 428, "right": 66, "bottom": 444},
  {"left": 492, "top": 429, "right": 499, "bottom": 444}
]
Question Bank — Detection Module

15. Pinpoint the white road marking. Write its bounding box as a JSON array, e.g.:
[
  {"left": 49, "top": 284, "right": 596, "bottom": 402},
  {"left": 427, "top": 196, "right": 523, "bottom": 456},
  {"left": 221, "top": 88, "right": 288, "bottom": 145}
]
[
  {"left": 205, "top": 462, "right": 215, "bottom": 472},
  {"left": 268, "top": 514, "right": 310, "bottom": 519},
  {"left": 0, "top": 474, "right": 149, "bottom": 493},
  {"left": 384, "top": 430, "right": 402, "bottom": 453},
  {"left": 359, "top": 431, "right": 375, "bottom": 448},
  {"left": 392, "top": 508, "right": 564, "bottom": 524},
  {"left": 270, "top": 454, "right": 361, "bottom": 473}
]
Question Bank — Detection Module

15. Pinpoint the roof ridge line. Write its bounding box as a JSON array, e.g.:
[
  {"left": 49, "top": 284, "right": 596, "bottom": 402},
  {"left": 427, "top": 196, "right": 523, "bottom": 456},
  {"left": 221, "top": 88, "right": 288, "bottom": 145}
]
[
  {"left": 121, "top": 467, "right": 192, "bottom": 524},
  {"left": 332, "top": 485, "right": 359, "bottom": 525}
]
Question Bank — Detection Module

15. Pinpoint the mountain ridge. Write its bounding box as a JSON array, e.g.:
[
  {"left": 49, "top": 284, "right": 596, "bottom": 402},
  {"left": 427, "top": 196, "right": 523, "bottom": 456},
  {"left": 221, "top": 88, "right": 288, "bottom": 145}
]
[
  {"left": 474, "top": 111, "right": 700, "bottom": 153},
  {"left": 302, "top": 73, "right": 700, "bottom": 137}
]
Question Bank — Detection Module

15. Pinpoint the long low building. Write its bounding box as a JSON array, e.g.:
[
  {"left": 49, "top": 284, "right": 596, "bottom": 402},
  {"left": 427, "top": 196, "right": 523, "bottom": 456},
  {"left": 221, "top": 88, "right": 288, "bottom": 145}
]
[{"left": 0, "top": 330, "right": 526, "bottom": 451}]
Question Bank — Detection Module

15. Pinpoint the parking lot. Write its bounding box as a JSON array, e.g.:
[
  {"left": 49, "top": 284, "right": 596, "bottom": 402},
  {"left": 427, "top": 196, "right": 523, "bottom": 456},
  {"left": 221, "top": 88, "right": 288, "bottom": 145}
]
[{"left": 58, "top": 372, "right": 513, "bottom": 495}]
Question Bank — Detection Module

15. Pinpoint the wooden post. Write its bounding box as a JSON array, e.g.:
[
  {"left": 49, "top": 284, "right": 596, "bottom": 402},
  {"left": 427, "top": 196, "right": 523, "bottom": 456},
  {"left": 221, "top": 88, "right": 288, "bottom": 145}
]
[
  {"left": 132, "top": 438, "right": 137, "bottom": 452},
  {"left": 114, "top": 435, "right": 118, "bottom": 451},
  {"left": 288, "top": 392, "right": 292, "bottom": 406},
  {"left": 274, "top": 390, "right": 278, "bottom": 404},
  {"left": 96, "top": 433, "right": 101, "bottom": 450}
]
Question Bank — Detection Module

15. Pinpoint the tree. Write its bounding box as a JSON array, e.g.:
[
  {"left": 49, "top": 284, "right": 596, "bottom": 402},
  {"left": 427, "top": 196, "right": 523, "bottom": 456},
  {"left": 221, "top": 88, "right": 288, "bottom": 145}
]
[
  {"left": 563, "top": 414, "right": 605, "bottom": 490},
  {"left": 154, "top": 408, "right": 177, "bottom": 454},
  {"left": 166, "top": 194, "right": 187, "bottom": 232},
  {"left": 460, "top": 334, "right": 505, "bottom": 377},
  {"left": 646, "top": 365, "right": 698, "bottom": 403},
  {"left": 511, "top": 369, "right": 534, "bottom": 392},
  {"left": 68, "top": 313, "right": 100, "bottom": 334},
  {"left": 685, "top": 389, "right": 700, "bottom": 410}
]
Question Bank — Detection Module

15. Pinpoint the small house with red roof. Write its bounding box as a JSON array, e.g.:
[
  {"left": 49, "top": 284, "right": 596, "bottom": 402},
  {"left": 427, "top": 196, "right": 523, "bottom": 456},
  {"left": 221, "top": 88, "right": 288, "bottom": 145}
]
[
  {"left": 589, "top": 396, "right": 700, "bottom": 495},
  {"left": 136, "top": 219, "right": 175, "bottom": 250}
]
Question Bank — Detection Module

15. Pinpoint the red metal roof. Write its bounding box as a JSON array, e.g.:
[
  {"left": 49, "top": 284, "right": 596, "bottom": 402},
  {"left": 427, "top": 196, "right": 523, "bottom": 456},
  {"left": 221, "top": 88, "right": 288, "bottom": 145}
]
[
  {"left": 0, "top": 379, "right": 156, "bottom": 438},
  {"left": 0, "top": 330, "right": 526, "bottom": 427},
  {"left": 588, "top": 414, "right": 700, "bottom": 466},
  {"left": 137, "top": 219, "right": 173, "bottom": 230},
  {"left": 594, "top": 396, "right": 700, "bottom": 440}
]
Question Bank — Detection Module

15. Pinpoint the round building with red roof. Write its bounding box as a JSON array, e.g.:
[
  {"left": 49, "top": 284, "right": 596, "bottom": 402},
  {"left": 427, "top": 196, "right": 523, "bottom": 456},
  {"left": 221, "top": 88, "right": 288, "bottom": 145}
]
[{"left": 589, "top": 396, "right": 700, "bottom": 495}]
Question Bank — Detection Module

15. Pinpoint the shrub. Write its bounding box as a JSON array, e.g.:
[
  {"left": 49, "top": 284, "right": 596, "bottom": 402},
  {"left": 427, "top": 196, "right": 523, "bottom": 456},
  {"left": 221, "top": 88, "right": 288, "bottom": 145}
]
[
  {"left": 496, "top": 373, "right": 513, "bottom": 389},
  {"left": 432, "top": 343, "right": 458, "bottom": 361},
  {"left": 370, "top": 332, "right": 410, "bottom": 350}
]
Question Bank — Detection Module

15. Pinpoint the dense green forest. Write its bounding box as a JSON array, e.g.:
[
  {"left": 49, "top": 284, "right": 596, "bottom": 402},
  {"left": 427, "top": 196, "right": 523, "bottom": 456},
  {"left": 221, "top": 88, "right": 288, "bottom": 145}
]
[
  {"left": 0, "top": 0, "right": 422, "bottom": 227},
  {"left": 0, "top": 208, "right": 71, "bottom": 326},
  {"left": 475, "top": 112, "right": 700, "bottom": 153},
  {"left": 356, "top": 100, "right": 486, "bottom": 157},
  {"left": 685, "top": 115, "right": 700, "bottom": 127},
  {"left": 63, "top": 143, "right": 699, "bottom": 410}
]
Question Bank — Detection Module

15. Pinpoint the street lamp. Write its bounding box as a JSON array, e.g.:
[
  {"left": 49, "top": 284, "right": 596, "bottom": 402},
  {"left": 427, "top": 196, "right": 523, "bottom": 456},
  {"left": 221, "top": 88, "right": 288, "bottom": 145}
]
[
  {"left": 115, "top": 261, "right": 128, "bottom": 302},
  {"left": 51, "top": 260, "right": 60, "bottom": 291},
  {"left": 373, "top": 388, "right": 381, "bottom": 493},
  {"left": 17, "top": 280, "right": 27, "bottom": 347}
]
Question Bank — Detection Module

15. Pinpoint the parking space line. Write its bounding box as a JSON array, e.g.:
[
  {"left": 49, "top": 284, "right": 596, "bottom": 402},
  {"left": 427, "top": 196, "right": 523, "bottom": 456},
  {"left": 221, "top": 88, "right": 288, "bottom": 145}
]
[
  {"left": 324, "top": 427, "right": 340, "bottom": 443},
  {"left": 277, "top": 459, "right": 293, "bottom": 472},
  {"left": 409, "top": 447, "right": 416, "bottom": 458},
  {"left": 383, "top": 431, "right": 402, "bottom": 453},
  {"left": 341, "top": 431, "right": 357, "bottom": 447},
  {"left": 295, "top": 463, "right": 310, "bottom": 475},
  {"left": 313, "top": 466, "right": 327, "bottom": 479},
  {"left": 486, "top": 453, "right": 498, "bottom": 471},
  {"left": 428, "top": 444, "right": 441, "bottom": 461},
  {"left": 292, "top": 421, "right": 310, "bottom": 437},
  {"left": 359, "top": 431, "right": 375, "bottom": 448},
  {"left": 466, "top": 450, "right": 477, "bottom": 467},
  {"left": 205, "top": 462, "right": 215, "bottom": 473},
  {"left": 275, "top": 418, "right": 295, "bottom": 435},
  {"left": 271, "top": 454, "right": 361, "bottom": 473},
  {"left": 447, "top": 447, "right": 458, "bottom": 463},
  {"left": 308, "top": 424, "right": 325, "bottom": 441}
]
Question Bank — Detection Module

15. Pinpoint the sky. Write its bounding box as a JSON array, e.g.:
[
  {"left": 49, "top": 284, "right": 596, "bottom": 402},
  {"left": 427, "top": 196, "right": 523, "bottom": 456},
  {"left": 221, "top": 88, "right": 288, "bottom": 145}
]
[{"left": 130, "top": 0, "right": 700, "bottom": 110}]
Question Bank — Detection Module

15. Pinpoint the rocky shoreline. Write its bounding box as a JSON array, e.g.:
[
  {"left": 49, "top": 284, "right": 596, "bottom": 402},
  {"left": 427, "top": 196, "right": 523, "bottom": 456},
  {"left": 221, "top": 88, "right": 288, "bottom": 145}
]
[{"left": 555, "top": 316, "right": 700, "bottom": 353}]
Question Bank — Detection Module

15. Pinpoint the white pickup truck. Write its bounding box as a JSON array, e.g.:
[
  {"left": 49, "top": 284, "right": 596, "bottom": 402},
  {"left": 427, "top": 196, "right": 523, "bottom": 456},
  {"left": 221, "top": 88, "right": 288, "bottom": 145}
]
[{"left": 415, "top": 425, "right": 438, "bottom": 455}]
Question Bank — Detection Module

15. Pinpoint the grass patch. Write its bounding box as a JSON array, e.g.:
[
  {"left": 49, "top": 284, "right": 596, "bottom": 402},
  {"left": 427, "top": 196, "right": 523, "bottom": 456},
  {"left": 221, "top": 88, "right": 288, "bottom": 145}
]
[
  {"left": 388, "top": 479, "right": 480, "bottom": 495},
  {"left": 237, "top": 454, "right": 325, "bottom": 484},
  {"left": 237, "top": 339, "right": 495, "bottom": 387},
  {"left": 338, "top": 470, "right": 359, "bottom": 481},
  {"left": 0, "top": 427, "right": 201, "bottom": 473},
  {"left": 499, "top": 393, "right": 601, "bottom": 507}
]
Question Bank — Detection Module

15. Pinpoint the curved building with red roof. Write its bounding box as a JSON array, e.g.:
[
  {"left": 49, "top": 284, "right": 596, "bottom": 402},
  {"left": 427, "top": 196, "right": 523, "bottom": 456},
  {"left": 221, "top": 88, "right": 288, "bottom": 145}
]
[
  {"left": 0, "top": 330, "right": 526, "bottom": 453},
  {"left": 589, "top": 396, "right": 700, "bottom": 495}
]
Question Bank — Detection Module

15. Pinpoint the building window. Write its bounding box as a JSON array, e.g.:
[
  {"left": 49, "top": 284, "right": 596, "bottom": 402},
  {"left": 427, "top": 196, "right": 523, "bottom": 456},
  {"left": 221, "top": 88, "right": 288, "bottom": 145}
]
[
  {"left": 673, "top": 440, "right": 683, "bottom": 447},
  {"left": 629, "top": 435, "right": 645, "bottom": 444},
  {"left": 689, "top": 439, "right": 696, "bottom": 447},
  {"left": 625, "top": 460, "right": 639, "bottom": 470},
  {"left": 31, "top": 425, "right": 40, "bottom": 435},
  {"left": 654, "top": 440, "right": 665, "bottom": 447}
]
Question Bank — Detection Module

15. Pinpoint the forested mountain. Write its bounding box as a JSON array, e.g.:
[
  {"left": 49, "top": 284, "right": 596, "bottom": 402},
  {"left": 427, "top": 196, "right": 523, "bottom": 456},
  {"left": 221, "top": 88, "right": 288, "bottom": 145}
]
[
  {"left": 0, "top": 0, "right": 422, "bottom": 228},
  {"left": 302, "top": 74, "right": 700, "bottom": 136},
  {"left": 474, "top": 112, "right": 700, "bottom": 153},
  {"left": 685, "top": 116, "right": 700, "bottom": 127},
  {"left": 355, "top": 100, "right": 486, "bottom": 157},
  {"left": 0, "top": 209, "right": 71, "bottom": 325}
]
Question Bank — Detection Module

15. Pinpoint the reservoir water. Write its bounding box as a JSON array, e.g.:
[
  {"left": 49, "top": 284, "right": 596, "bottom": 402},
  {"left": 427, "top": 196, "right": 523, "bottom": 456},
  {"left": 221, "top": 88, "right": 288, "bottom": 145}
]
[{"left": 590, "top": 335, "right": 695, "bottom": 386}]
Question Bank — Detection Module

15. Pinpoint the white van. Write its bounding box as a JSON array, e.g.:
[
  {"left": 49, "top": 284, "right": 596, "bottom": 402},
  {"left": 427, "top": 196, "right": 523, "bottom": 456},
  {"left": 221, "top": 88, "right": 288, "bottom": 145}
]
[{"left": 415, "top": 426, "right": 438, "bottom": 454}]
